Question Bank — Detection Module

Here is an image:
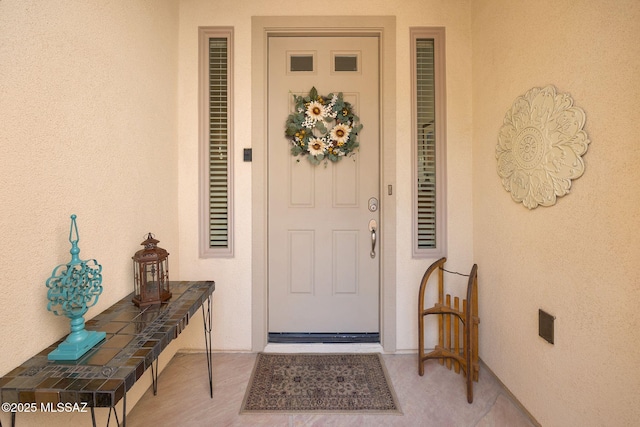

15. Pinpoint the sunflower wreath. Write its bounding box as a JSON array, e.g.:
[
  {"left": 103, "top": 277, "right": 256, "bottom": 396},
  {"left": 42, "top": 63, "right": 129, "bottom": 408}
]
[{"left": 285, "top": 87, "right": 363, "bottom": 165}]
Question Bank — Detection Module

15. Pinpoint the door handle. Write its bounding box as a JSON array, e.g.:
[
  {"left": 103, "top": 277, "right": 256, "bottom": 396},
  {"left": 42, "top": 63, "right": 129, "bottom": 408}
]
[{"left": 368, "top": 219, "right": 377, "bottom": 258}]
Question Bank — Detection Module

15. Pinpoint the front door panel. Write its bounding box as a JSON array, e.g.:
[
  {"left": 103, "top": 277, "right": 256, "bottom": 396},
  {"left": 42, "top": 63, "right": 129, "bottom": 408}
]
[{"left": 268, "top": 36, "right": 380, "bottom": 334}]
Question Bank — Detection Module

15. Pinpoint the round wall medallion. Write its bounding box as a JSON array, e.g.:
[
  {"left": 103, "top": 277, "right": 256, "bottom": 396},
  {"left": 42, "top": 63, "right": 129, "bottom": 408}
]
[
  {"left": 496, "top": 85, "right": 590, "bottom": 209},
  {"left": 513, "top": 126, "right": 545, "bottom": 170}
]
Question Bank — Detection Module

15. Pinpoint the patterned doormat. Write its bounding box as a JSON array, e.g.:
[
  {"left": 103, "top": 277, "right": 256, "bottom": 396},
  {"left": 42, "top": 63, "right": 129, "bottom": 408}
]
[{"left": 240, "top": 353, "right": 402, "bottom": 414}]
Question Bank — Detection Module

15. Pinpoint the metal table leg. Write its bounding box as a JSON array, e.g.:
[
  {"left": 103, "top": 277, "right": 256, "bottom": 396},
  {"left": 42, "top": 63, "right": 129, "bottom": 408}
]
[
  {"left": 202, "top": 296, "right": 213, "bottom": 398},
  {"left": 150, "top": 357, "right": 160, "bottom": 396},
  {"left": 90, "top": 389, "right": 126, "bottom": 427}
]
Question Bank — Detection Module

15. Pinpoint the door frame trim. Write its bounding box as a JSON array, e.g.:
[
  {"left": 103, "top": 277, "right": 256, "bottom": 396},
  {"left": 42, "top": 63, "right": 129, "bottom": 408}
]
[{"left": 251, "top": 16, "right": 397, "bottom": 352}]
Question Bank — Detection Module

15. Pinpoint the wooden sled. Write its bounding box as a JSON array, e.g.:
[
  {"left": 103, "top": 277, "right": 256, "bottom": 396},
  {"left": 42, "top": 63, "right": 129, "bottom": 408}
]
[{"left": 418, "top": 257, "right": 479, "bottom": 403}]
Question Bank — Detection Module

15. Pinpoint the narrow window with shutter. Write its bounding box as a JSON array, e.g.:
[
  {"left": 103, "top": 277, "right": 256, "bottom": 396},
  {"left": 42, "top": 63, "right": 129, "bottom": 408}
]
[
  {"left": 411, "top": 28, "right": 446, "bottom": 258},
  {"left": 199, "top": 28, "right": 234, "bottom": 257}
]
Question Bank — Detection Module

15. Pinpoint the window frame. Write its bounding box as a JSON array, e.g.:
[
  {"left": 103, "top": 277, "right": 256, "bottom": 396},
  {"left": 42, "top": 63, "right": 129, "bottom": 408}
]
[
  {"left": 199, "top": 27, "right": 234, "bottom": 258},
  {"left": 410, "top": 27, "right": 447, "bottom": 258}
]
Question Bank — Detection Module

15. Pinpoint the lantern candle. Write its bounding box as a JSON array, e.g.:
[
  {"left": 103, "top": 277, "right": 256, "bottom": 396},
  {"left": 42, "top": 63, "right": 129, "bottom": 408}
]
[{"left": 132, "top": 233, "right": 171, "bottom": 307}]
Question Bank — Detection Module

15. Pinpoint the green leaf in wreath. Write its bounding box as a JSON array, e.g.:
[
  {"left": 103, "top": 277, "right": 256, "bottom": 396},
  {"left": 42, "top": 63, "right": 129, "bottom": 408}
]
[
  {"left": 346, "top": 141, "right": 359, "bottom": 151},
  {"left": 328, "top": 153, "right": 339, "bottom": 162},
  {"left": 309, "top": 87, "right": 318, "bottom": 100},
  {"left": 286, "top": 124, "right": 298, "bottom": 136},
  {"left": 291, "top": 145, "right": 304, "bottom": 156},
  {"left": 315, "top": 121, "right": 327, "bottom": 134},
  {"left": 308, "top": 154, "right": 321, "bottom": 165}
]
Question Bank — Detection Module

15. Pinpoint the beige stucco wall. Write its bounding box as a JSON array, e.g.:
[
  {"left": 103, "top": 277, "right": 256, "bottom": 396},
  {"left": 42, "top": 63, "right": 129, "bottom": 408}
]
[
  {"left": 471, "top": 0, "right": 640, "bottom": 426},
  {"left": 0, "top": 1, "right": 180, "bottom": 424},
  {"left": 176, "top": 0, "right": 474, "bottom": 352}
]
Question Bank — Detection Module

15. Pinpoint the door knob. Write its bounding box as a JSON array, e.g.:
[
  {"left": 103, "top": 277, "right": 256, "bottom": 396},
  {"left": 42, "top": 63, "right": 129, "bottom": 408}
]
[{"left": 368, "top": 219, "right": 377, "bottom": 258}]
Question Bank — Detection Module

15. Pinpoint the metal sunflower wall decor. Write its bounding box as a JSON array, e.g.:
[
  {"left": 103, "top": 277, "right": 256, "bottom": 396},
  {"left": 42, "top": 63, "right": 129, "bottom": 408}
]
[{"left": 496, "top": 85, "right": 590, "bottom": 209}]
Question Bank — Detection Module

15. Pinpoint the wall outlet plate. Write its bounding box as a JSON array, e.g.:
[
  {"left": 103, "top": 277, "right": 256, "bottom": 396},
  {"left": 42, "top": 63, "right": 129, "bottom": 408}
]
[{"left": 538, "top": 309, "right": 555, "bottom": 344}]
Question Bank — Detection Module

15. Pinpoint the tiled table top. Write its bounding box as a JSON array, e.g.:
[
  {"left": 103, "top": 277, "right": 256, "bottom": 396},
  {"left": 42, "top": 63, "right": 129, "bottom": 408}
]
[{"left": 0, "top": 281, "right": 215, "bottom": 408}]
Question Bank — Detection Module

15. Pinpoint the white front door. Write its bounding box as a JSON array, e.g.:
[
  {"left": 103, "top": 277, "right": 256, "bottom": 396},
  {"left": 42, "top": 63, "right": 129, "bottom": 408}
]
[{"left": 267, "top": 36, "right": 380, "bottom": 336}]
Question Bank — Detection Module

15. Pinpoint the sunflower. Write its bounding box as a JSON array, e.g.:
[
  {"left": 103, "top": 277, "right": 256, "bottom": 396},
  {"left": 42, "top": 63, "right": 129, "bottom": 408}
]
[
  {"left": 330, "top": 123, "right": 351, "bottom": 144},
  {"left": 308, "top": 138, "right": 327, "bottom": 156},
  {"left": 306, "top": 101, "right": 326, "bottom": 121}
]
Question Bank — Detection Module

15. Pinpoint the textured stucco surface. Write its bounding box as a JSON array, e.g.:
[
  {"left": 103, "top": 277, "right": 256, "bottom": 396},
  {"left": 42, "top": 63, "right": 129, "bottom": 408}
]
[
  {"left": 471, "top": 1, "right": 640, "bottom": 426},
  {"left": 0, "top": 1, "right": 180, "bottom": 424}
]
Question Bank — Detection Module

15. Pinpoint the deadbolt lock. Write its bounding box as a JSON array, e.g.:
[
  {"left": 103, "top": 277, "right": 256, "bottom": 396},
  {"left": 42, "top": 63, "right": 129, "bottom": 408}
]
[{"left": 368, "top": 197, "right": 378, "bottom": 212}]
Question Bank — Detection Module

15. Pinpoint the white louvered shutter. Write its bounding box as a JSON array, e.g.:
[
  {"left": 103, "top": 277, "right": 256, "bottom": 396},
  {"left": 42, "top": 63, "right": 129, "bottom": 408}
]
[{"left": 416, "top": 39, "right": 437, "bottom": 249}]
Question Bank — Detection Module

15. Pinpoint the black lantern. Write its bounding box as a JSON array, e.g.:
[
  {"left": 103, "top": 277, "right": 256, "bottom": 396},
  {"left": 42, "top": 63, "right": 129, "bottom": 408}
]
[{"left": 132, "top": 233, "right": 171, "bottom": 307}]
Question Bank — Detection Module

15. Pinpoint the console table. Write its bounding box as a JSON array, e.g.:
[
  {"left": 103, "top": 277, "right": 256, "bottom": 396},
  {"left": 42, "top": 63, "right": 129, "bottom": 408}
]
[{"left": 0, "top": 280, "right": 215, "bottom": 427}]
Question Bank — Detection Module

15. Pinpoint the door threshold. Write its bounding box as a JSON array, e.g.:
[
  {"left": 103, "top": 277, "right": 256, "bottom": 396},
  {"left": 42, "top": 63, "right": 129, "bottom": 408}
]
[
  {"left": 268, "top": 332, "right": 379, "bottom": 344},
  {"left": 264, "top": 342, "right": 384, "bottom": 354}
]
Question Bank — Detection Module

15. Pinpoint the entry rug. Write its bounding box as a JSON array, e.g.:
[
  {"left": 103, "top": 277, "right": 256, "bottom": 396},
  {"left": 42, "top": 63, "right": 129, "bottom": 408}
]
[{"left": 240, "top": 353, "right": 402, "bottom": 414}]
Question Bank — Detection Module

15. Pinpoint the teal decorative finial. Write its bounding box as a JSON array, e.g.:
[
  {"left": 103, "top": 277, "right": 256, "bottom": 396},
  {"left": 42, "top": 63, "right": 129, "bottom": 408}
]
[
  {"left": 46, "top": 215, "right": 106, "bottom": 360},
  {"left": 68, "top": 214, "right": 81, "bottom": 264}
]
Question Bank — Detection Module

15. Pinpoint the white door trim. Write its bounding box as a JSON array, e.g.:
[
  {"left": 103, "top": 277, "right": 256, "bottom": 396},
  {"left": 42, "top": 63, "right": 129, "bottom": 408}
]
[{"left": 251, "top": 16, "right": 397, "bottom": 352}]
